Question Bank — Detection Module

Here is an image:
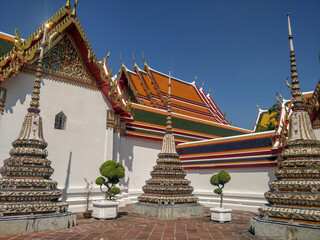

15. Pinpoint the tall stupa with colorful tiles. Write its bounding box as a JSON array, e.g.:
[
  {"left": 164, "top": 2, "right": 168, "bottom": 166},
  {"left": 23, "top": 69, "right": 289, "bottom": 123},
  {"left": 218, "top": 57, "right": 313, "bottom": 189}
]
[
  {"left": 0, "top": 1, "right": 76, "bottom": 235},
  {"left": 250, "top": 14, "right": 320, "bottom": 239},
  {"left": 132, "top": 69, "right": 204, "bottom": 218}
]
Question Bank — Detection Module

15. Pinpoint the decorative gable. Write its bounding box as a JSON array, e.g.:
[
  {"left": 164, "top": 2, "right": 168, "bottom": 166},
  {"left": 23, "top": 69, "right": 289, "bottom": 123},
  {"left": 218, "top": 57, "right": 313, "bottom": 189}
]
[{"left": 32, "top": 35, "right": 99, "bottom": 89}]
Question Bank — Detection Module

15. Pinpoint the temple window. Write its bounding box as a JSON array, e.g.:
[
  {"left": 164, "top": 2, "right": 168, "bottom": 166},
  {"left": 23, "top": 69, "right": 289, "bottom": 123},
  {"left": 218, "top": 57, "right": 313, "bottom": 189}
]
[
  {"left": 54, "top": 111, "right": 67, "bottom": 130},
  {"left": 0, "top": 87, "right": 7, "bottom": 114}
]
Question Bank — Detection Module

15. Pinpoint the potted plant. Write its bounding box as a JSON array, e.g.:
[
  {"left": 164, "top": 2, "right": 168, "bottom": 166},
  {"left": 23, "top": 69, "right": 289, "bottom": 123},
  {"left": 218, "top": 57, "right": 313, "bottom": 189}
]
[
  {"left": 83, "top": 177, "right": 94, "bottom": 218},
  {"left": 92, "top": 160, "right": 125, "bottom": 219},
  {"left": 210, "top": 170, "right": 231, "bottom": 223}
]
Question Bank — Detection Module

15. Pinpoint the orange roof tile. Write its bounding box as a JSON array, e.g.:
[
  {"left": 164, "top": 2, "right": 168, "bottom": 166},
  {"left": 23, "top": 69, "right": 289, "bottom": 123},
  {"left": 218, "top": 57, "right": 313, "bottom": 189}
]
[
  {"left": 128, "top": 71, "right": 147, "bottom": 97},
  {"left": 150, "top": 70, "right": 204, "bottom": 104},
  {"left": 0, "top": 32, "right": 15, "bottom": 42}
]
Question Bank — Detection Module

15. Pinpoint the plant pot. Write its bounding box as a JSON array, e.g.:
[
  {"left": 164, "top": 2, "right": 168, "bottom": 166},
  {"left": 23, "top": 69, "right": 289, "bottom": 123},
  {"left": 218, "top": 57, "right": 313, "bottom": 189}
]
[
  {"left": 83, "top": 210, "right": 92, "bottom": 218},
  {"left": 92, "top": 200, "right": 119, "bottom": 220},
  {"left": 210, "top": 207, "right": 232, "bottom": 223}
]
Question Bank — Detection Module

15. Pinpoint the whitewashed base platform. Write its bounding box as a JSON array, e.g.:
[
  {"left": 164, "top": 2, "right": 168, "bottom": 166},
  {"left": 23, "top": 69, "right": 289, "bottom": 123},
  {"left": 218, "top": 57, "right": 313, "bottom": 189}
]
[
  {"left": 210, "top": 207, "right": 232, "bottom": 223},
  {"left": 92, "top": 200, "right": 119, "bottom": 220}
]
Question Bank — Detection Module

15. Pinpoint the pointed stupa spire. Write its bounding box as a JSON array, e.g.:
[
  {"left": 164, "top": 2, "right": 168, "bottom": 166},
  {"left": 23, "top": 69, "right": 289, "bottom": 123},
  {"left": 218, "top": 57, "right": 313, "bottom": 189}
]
[
  {"left": 252, "top": 15, "right": 320, "bottom": 233},
  {"left": 287, "top": 13, "right": 303, "bottom": 111},
  {"left": 159, "top": 68, "right": 177, "bottom": 155},
  {"left": 27, "top": 24, "right": 48, "bottom": 113},
  {"left": 285, "top": 13, "right": 316, "bottom": 141},
  {"left": 165, "top": 68, "right": 173, "bottom": 134}
]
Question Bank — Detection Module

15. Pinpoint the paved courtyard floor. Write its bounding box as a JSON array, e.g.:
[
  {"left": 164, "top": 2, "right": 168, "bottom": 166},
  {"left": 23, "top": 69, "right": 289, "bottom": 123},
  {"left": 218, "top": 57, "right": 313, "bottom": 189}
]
[{"left": 0, "top": 205, "right": 270, "bottom": 240}]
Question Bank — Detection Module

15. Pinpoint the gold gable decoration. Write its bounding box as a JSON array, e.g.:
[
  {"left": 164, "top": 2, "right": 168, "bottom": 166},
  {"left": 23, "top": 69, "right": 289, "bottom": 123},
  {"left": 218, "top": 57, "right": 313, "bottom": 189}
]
[{"left": 30, "top": 35, "right": 98, "bottom": 89}]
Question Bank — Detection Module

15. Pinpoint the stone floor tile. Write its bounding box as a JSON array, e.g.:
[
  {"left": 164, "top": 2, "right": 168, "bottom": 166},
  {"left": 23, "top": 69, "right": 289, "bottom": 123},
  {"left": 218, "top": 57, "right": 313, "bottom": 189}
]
[{"left": 0, "top": 206, "right": 270, "bottom": 240}]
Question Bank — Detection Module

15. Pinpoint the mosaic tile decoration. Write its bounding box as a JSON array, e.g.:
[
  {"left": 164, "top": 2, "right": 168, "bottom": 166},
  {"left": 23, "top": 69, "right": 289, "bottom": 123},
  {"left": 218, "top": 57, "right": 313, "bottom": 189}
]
[{"left": 258, "top": 15, "right": 320, "bottom": 225}]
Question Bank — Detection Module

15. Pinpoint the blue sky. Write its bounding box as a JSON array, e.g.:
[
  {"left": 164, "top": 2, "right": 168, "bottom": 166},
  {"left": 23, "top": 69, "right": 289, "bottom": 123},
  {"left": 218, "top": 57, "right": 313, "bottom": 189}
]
[{"left": 1, "top": 0, "right": 319, "bottom": 130}]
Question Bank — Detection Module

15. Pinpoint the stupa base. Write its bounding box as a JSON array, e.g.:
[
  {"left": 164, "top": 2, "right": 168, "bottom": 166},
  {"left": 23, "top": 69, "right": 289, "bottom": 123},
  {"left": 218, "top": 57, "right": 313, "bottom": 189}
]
[
  {"left": 132, "top": 203, "right": 204, "bottom": 218},
  {"left": 0, "top": 212, "right": 76, "bottom": 236},
  {"left": 250, "top": 217, "right": 320, "bottom": 240}
]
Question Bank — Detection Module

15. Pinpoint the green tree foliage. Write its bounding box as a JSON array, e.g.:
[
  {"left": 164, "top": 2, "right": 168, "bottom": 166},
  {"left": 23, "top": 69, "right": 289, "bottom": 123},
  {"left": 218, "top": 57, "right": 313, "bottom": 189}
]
[
  {"left": 95, "top": 160, "right": 125, "bottom": 200},
  {"left": 255, "top": 103, "right": 281, "bottom": 132},
  {"left": 210, "top": 170, "right": 231, "bottom": 208}
]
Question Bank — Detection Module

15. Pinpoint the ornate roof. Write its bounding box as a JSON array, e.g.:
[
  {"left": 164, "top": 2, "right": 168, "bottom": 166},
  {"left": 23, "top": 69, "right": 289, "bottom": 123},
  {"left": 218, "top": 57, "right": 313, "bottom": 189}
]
[
  {"left": 118, "top": 60, "right": 251, "bottom": 142},
  {"left": 120, "top": 62, "right": 228, "bottom": 124},
  {"left": 0, "top": 0, "right": 130, "bottom": 117},
  {"left": 254, "top": 91, "right": 313, "bottom": 132}
]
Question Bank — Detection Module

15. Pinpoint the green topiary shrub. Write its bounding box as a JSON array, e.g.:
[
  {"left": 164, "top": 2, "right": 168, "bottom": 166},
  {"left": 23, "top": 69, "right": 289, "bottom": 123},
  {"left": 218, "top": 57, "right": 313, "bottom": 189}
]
[
  {"left": 95, "top": 160, "right": 125, "bottom": 200},
  {"left": 210, "top": 170, "right": 231, "bottom": 208}
]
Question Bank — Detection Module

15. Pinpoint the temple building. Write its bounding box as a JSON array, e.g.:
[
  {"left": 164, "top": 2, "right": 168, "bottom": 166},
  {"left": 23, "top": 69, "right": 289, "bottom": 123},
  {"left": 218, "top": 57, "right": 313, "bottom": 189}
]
[
  {"left": 0, "top": 1, "right": 254, "bottom": 213},
  {"left": 0, "top": 1, "right": 319, "bottom": 223}
]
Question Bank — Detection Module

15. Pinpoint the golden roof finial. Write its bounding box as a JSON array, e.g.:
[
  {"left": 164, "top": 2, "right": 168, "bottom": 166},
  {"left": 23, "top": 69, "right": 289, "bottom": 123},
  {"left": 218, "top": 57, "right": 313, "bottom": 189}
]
[
  {"left": 132, "top": 52, "right": 138, "bottom": 68},
  {"left": 102, "top": 49, "right": 110, "bottom": 65},
  {"left": 64, "top": 0, "right": 71, "bottom": 9},
  {"left": 276, "top": 93, "right": 282, "bottom": 104},
  {"left": 71, "top": 0, "right": 78, "bottom": 16},
  {"left": 201, "top": 81, "right": 204, "bottom": 89},
  {"left": 208, "top": 88, "right": 211, "bottom": 96},
  {"left": 142, "top": 51, "right": 147, "bottom": 66},
  {"left": 120, "top": 52, "right": 125, "bottom": 68},
  {"left": 14, "top": 28, "right": 20, "bottom": 41},
  {"left": 117, "top": 65, "right": 121, "bottom": 77},
  {"left": 286, "top": 77, "right": 292, "bottom": 89},
  {"left": 256, "top": 103, "right": 260, "bottom": 109},
  {"left": 279, "top": 93, "right": 285, "bottom": 102},
  {"left": 193, "top": 74, "right": 197, "bottom": 84}
]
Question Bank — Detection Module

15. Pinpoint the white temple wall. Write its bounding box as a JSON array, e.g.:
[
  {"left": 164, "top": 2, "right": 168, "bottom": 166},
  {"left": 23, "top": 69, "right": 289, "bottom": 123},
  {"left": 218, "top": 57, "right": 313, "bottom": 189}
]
[
  {"left": 185, "top": 166, "right": 277, "bottom": 212},
  {"left": 0, "top": 72, "right": 112, "bottom": 212},
  {"left": 118, "top": 136, "right": 161, "bottom": 194},
  {"left": 0, "top": 73, "right": 35, "bottom": 162}
]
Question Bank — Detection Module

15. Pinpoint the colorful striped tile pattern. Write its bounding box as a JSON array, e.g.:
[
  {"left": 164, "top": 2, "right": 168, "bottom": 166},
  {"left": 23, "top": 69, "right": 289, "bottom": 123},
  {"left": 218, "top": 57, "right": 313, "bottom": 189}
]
[
  {"left": 176, "top": 131, "right": 278, "bottom": 169},
  {"left": 126, "top": 103, "right": 251, "bottom": 143}
]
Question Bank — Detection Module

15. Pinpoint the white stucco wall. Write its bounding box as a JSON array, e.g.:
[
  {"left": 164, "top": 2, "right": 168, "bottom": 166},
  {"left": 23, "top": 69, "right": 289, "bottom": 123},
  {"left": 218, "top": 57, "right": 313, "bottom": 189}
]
[
  {"left": 0, "top": 72, "right": 111, "bottom": 211},
  {"left": 119, "top": 136, "right": 161, "bottom": 193},
  {"left": 185, "top": 166, "right": 277, "bottom": 211}
]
